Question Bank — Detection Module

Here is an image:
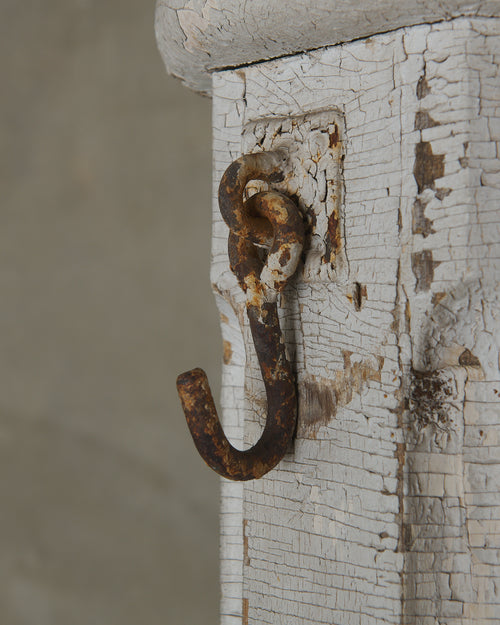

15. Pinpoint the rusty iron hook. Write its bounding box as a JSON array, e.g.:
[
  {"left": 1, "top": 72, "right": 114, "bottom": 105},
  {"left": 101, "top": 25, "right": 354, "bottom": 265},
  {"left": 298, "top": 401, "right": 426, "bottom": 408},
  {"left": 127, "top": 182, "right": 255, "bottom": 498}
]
[{"left": 176, "top": 151, "right": 304, "bottom": 480}]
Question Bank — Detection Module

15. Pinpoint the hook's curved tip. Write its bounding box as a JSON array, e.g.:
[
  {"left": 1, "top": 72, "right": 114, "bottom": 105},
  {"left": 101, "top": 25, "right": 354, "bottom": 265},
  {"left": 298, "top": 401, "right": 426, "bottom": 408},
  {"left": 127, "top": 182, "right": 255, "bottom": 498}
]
[
  {"left": 177, "top": 367, "right": 235, "bottom": 478},
  {"left": 176, "top": 367, "right": 207, "bottom": 388},
  {"left": 176, "top": 367, "right": 211, "bottom": 410}
]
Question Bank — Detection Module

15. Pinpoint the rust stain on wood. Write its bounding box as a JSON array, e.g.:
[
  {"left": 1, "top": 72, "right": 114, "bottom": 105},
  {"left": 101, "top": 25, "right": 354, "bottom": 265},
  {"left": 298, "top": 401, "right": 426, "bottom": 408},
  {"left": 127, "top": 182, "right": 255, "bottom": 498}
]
[
  {"left": 298, "top": 353, "right": 384, "bottom": 438},
  {"left": 411, "top": 250, "right": 440, "bottom": 292},
  {"left": 400, "top": 521, "right": 413, "bottom": 552},
  {"left": 412, "top": 198, "right": 435, "bottom": 238},
  {"left": 391, "top": 368, "right": 407, "bottom": 555},
  {"left": 243, "top": 519, "right": 250, "bottom": 566},
  {"left": 352, "top": 282, "right": 367, "bottom": 311},
  {"left": 410, "top": 370, "right": 455, "bottom": 432},
  {"left": 242, "top": 598, "right": 249, "bottom": 625},
  {"left": 297, "top": 376, "right": 337, "bottom": 437},
  {"left": 223, "top": 340, "right": 233, "bottom": 365},
  {"left": 343, "top": 350, "right": 384, "bottom": 389},
  {"left": 415, "top": 111, "right": 440, "bottom": 130},
  {"left": 329, "top": 122, "right": 340, "bottom": 148},
  {"left": 432, "top": 291, "right": 446, "bottom": 306},
  {"left": 414, "top": 142, "right": 445, "bottom": 194},
  {"left": 435, "top": 187, "right": 451, "bottom": 201},
  {"left": 459, "top": 349, "right": 481, "bottom": 368},
  {"left": 405, "top": 299, "right": 411, "bottom": 326},
  {"left": 322, "top": 208, "right": 341, "bottom": 265},
  {"left": 416, "top": 75, "right": 431, "bottom": 100}
]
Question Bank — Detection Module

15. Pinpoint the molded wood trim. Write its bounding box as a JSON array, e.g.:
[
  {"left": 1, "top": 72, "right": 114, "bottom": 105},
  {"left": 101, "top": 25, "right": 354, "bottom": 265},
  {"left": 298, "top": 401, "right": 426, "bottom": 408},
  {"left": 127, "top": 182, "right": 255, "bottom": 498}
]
[{"left": 155, "top": 0, "right": 499, "bottom": 94}]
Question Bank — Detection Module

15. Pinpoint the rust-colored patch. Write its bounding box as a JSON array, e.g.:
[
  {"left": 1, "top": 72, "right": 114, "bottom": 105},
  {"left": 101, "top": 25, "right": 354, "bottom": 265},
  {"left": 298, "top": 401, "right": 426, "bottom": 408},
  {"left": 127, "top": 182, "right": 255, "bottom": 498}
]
[
  {"left": 353, "top": 282, "right": 367, "bottom": 311},
  {"left": 460, "top": 143, "right": 469, "bottom": 169},
  {"left": 297, "top": 376, "right": 337, "bottom": 438},
  {"left": 223, "top": 340, "right": 233, "bottom": 365},
  {"left": 393, "top": 297, "right": 411, "bottom": 334},
  {"left": 435, "top": 187, "right": 451, "bottom": 201},
  {"left": 414, "top": 142, "right": 445, "bottom": 194},
  {"left": 411, "top": 250, "right": 440, "bottom": 293},
  {"left": 405, "top": 299, "right": 411, "bottom": 326},
  {"left": 298, "top": 353, "right": 384, "bottom": 438},
  {"left": 390, "top": 304, "right": 399, "bottom": 333},
  {"left": 459, "top": 349, "right": 481, "bottom": 367},
  {"left": 415, "top": 111, "right": 440, "bottom": 130},
  {"left": 431, "top": 291, "right": 446, "bottom": 306},
  {"left": 416, "top": 75, "right": 431, "bottom": 100},
  {"left": 322, "top": 209, "right": 341, "bottom": 265},
  {"left": 343, "top": 351, "right": 384, "bottom": 386},
  {"left": 412, "top": 197, "right": 435, "bottom": 238},
  {"left": 279, "top": 247, "right": 291, "bottom": 267},
  {"left": 395, "top": 441, "right": 407, "bottom": 552},
  {"left": 242, "top": 598, "right": 249, "bottom": 625},
  {"left": 243, "top": 519, "right": 250, "bottom": 566},
  {"left": 410, "top": 369, "right": 454, "bottom": 431},
  {"left": 220, "top": 313, "right": 229, "bottom": 325},
  {"left": 329, "top": 123, "right": 340, "bottom": 148},
  {"left": 400, "top": 522, "right": 413, "bottom": 551}
]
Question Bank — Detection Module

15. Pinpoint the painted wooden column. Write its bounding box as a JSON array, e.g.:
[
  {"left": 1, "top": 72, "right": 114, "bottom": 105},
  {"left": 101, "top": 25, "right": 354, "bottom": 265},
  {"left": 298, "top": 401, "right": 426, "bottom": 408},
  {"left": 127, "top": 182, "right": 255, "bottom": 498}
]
[{"left": 156, "top": 3, "right": 500, "bottom": 623}]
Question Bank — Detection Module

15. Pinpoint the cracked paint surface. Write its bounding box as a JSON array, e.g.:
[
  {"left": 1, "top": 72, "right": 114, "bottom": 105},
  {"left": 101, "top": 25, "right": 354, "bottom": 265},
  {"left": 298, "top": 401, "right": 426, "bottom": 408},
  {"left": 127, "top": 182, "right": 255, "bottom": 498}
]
[
  {"left": 155, "top": 1, "right": 500, "bottom": 94},
  {"left": 242, "top": 111, "right": 345, "bottom": 283},
  {"left": 211, "top": 17, "right": 500, "bottom": 625}
]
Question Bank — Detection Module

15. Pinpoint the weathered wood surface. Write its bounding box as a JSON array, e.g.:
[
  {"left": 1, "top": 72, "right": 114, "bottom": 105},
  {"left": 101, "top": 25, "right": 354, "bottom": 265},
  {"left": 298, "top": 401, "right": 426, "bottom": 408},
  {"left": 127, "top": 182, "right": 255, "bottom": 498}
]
[
  {"left": 212, "top": 17, "right": 500, "bottom": 625},
  {"left": 155, "top": 0, "right": 500, "bottom": 94}
]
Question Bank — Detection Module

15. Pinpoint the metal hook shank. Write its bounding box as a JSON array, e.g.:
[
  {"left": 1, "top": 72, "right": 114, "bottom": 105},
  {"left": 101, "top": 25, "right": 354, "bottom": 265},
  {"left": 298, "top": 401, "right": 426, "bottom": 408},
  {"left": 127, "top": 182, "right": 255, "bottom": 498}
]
[
  {"left": 177, "top": 152, "right": 304, "bottom": 481},
  {"left": 177, "top": 301, "right": 296, "bottom": 481}
]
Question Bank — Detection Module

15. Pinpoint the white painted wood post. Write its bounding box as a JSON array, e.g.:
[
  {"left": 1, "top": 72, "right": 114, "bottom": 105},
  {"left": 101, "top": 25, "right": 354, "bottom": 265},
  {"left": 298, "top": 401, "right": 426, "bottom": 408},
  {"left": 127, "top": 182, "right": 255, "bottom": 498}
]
[{"left": 156, "top": 3, "right": 500, "bottom": 623}]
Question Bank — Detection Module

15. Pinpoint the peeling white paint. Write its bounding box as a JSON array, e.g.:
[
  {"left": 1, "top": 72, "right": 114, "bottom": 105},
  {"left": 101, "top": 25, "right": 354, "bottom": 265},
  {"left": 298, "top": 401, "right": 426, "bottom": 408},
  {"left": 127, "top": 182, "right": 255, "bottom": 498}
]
[
  {"left": 211, "top": 17, "right": 500, "bottom": 625},
  {"left": 155, "top": 1, "right": 500, "bottom": 94}
]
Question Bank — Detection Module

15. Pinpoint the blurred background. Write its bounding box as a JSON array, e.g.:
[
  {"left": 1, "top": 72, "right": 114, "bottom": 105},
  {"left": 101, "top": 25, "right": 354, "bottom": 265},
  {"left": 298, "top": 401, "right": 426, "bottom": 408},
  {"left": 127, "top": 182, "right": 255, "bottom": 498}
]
[{"left": 1, "top": 1, "right": 220, "bottom": 623}]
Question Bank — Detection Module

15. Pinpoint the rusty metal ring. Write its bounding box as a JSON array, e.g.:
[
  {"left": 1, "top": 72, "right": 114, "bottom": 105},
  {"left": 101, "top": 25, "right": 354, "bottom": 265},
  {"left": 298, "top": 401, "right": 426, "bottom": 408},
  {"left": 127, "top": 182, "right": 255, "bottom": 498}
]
[
  {"left": 218, "top": 151, "right": 289, "bottom": 246},
  {"left": 229, "top": 190, "right": 304, "bottom": 303}
]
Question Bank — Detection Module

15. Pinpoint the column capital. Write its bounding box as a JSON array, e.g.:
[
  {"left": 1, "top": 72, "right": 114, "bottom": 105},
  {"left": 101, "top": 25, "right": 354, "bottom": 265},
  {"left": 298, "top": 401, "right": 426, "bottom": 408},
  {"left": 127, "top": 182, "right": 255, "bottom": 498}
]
[{"left": 155, "top": 0, "right": 499, "bottom": 95}]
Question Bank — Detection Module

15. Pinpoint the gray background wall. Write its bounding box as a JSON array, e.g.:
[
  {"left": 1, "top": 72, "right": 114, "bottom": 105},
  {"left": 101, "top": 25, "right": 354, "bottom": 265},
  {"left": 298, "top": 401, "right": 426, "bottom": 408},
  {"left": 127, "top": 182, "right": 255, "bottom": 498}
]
[{"left": 1, "top": 1, "right": 220, "bottom": 623}]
